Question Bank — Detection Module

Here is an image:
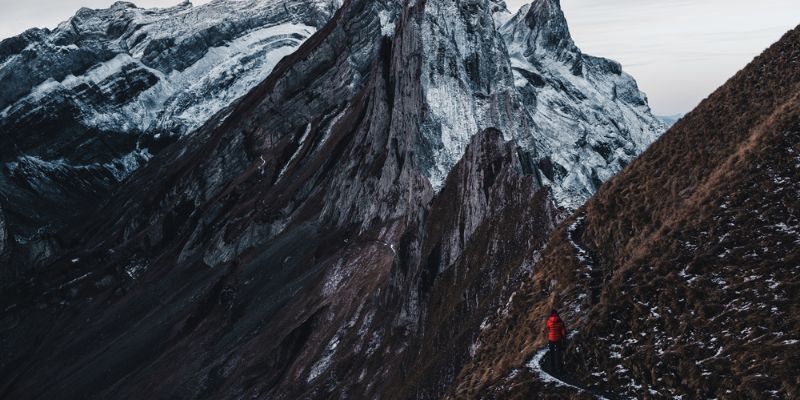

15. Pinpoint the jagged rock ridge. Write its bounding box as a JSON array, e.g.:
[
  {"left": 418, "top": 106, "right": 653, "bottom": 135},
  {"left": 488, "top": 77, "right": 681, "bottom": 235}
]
[
  {"left": 0, "top": 0, "right": 340, "bottom": 273},
  {"left": 0, "top": 0, "right": 664, "bottom": 273},
  {"left": 412, "top": 0, "right": 665, "bottom": 206},
  {"left": 498, "top": 0, "right": 664, "bottom": 208}
]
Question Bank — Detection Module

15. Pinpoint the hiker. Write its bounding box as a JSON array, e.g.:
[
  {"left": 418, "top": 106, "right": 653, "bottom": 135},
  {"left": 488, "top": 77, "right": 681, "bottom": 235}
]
[{"left": 546, "top": 309, "right": 567, "bottom": 373}]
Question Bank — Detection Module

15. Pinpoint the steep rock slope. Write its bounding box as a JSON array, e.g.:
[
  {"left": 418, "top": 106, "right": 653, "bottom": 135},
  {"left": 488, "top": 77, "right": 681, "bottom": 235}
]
[
  {"left": 416, "top": 0, "right": 664, "bottom": 206},
  {"left": 454, "top": 25, "right": 800, "bottom": 399},
  {"left": 0, "top": 0, "right": 416, "bottom": 397},
  {"left": 499, "top": 0, "right": 664, "bottom": 208},
  {"left": 0, "top": 0, "right": 340, "bottom": 271},
  {"left": 411, "top": 0, "right": 531, "bottom": 190}
]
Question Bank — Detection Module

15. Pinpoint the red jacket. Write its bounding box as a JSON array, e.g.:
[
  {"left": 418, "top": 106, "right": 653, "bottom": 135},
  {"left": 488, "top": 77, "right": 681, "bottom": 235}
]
[{"left": 546, "top": 314, "right": 566, "bottom": 342}]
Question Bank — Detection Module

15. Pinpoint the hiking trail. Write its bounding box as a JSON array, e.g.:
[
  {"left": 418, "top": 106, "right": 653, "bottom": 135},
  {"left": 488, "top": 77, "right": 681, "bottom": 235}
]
[
  {"left": 527, "top": 346, "right": 621, "bottom": 400},
  {"left": 525, "top": 214, "right": 626, "bottom": 399}
]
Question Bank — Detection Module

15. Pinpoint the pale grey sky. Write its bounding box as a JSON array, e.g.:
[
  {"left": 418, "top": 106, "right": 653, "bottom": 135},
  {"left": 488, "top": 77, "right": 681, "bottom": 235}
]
[
  {"left": 507, "top": 0, "right": 800, "bottom": 114},
  {"left": 1, "top": 0, "right": 798, "bottom": 114},
  {"left": 0, "top": 0, "right": 212, "bottom": 40}
]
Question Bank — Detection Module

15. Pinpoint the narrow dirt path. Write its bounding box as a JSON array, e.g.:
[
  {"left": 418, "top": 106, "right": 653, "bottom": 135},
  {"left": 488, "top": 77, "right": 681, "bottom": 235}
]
[
  {"left": 566, "top": 215, "right": 604, "bottom": 305},
  {"left": 524, "top": 214, "right": 625, "bottom": 399},
  {"left": 527, "top": 346, "right": 587, "bottom": 393},
  {"left": 526, "top": 346, "right": 621, "bottom": 400}
]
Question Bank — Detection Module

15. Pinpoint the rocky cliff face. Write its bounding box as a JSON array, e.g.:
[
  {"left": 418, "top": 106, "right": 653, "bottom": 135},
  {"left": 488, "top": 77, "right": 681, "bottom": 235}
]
[
  {"left": 454, "top": 24, "right": 800, "bottom": 400},
  {"left": 392, "top": 128, "right": 560, "bottom": 398},
  {"left": 411, "top": 0, "right": 528, "bottom": 190},
  {"left": 0, "top": 0, "right": 340, "bottom": 271},
  {"left": 1, "top": 1, "right": 667, "bottom": 399},
  {"left": 402, "top": 0, "right": 665, "bottom": 205},
  {"left": 498, "top": 0, "right": 664, "bottom": 208}
]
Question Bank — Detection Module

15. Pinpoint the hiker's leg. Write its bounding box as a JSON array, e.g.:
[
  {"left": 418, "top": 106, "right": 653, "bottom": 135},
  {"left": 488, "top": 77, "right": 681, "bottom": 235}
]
[
  {"left": 548, "top": 342, "right": 557, "bottom": 371},
  {"left": 554, "top": 345, "right": 562, "bottom": 373}
]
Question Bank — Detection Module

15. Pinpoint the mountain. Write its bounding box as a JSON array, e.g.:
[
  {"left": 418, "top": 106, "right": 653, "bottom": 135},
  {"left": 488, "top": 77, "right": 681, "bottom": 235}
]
[
  {"left": 656, "top": 113, "right": 684, "bottom": 127},
  {"left": 0, "top": 0, "right": 340, "bottom": 272},
  {"left": 454, "top": 24, "right": 800, "bottom": 399},
  {"left": 0, "top": 0, "right": 663, "bottom": 279},
  {"left": 498, "top": 0, "right": 664, "bottom": 209},
  {"left": 0, "top": 0, "right": 667, "bottom": 399}
]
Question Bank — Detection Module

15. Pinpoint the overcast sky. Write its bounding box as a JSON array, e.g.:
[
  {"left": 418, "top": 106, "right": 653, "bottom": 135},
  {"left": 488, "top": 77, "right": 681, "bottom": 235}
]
[
  {"left": 508, "top": 0, "right": 800, "bottom": 115},
  {"left": 1, "top": 0, "right": 798, "bottom": 115},
  {"left": 0, "top": 0, "right": 211, "bottom": 39}
]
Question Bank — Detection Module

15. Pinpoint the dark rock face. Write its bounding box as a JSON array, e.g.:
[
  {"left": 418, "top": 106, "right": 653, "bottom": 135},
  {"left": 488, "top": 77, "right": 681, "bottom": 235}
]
[
  {"left": 521, "top": 0, "right": 578, "bottom": 60},
  {"left": 0, "top": 0, "right": 404, "bottom": 397},
  {"left": 0, "top": 0, "right": 341, "bottom": 275},
  {"left": 454, "top": 24, "right": 800, "bottom": 400},
  {"left": 393, "top": 129, "right": 560, "bottom": 398},
  {"left": 0, "top": 204, "right": 6, "bottom": 259}
]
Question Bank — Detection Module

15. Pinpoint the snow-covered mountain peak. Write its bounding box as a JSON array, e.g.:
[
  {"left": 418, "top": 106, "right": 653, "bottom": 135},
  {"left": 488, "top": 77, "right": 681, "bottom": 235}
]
[
  {"left": 0, "top": 0, "right": 342, "bottom": 262},
  {"left": 0, "top": 0, "right": 663, "bottom": 270},
  {"left": 500, "top": 0, "right": 582, "bottom": 75},
  {"left": 407, "top": 0, "right": 664, "bottom": 206},
  {"left": 415, "top": 0, "right": 524, "bottom": 190},
  {"left": 520, "top": 0, "right": 575, "bottom": 50},
  {"left": 498, "top": 0, "right": 665, "bottom": 208}
]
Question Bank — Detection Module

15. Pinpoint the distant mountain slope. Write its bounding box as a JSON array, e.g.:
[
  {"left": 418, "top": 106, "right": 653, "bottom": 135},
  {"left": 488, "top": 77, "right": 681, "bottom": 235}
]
[
  {"left": 656, "top": 113, "right": 683, "bottom": 127},
  {"left": 455, "top": 24, "right": 800, "bottom": 399},
  {"left": 0, "top": 0, "right": 340, "bottom": 273}
]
